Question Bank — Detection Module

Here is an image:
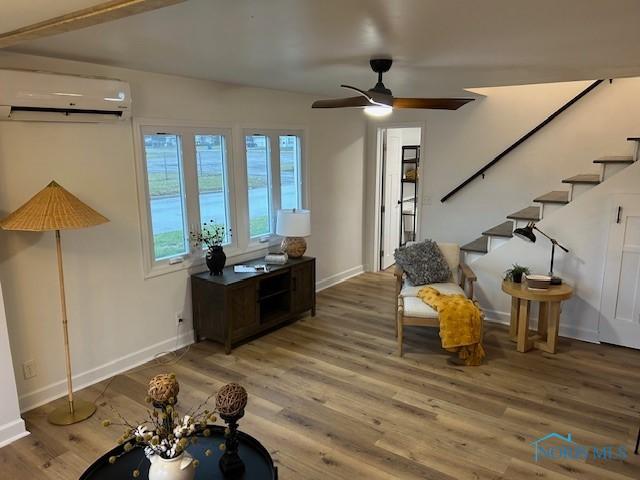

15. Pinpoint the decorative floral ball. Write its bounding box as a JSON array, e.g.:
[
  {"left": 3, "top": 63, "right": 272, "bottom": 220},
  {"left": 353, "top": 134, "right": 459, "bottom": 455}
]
[
  {"left": 148, "top": 373, "right": 179, "bottom": 404},
  {"left": 215, "top": 383, "right": 248, "bottom": 416}
]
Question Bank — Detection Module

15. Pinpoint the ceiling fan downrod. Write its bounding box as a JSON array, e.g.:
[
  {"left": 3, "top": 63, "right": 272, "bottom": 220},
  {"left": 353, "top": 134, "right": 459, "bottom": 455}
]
[{"left": 370, "top": 58, "right": 393, "bottom": 94}]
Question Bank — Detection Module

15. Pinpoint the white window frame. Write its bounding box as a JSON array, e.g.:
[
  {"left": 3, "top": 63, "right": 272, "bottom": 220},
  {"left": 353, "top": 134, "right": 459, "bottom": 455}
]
[
  {"left": 134, "top": 119, "right": 238, "bottom": 278},
  {"left": 242, "top": 129, "right": 307, "bottom": 247}
]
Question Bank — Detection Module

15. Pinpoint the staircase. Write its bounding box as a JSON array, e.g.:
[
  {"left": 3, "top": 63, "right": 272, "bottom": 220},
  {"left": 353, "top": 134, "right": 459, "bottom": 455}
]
[{"left": 461, "top": 138, "right": 638, "bottom": 263}]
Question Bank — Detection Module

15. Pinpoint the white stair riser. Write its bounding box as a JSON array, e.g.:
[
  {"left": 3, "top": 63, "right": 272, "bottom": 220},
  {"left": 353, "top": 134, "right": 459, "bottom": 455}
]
[
  {"left": 601, "top": 162, "right": 631, "bottom": 181},
  {"left": 463, "top": 251, "right": 485, "bottom": 264},
  {"left": 487, "top": 236, "right": 510, "bottom": 252},
  {"left": 569, "top": 183, "right": 597, "bottom": 201},
  {"left": 539, "top": 202, "right": 564, "bottom": 218}
]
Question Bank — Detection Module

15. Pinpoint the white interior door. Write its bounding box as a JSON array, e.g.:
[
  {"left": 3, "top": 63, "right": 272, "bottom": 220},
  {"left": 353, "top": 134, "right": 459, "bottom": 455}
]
[
  {"left": 599, "top": 195, "right": 640, "bottom": 349},
  {"left": 381, "top": 129, "right": 402, "bottom": 269}
]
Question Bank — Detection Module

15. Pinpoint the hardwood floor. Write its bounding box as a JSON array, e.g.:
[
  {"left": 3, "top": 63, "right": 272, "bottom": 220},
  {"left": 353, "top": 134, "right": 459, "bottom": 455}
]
[{"left": 1, "top": 271, "right": 639, "bottom": 479}]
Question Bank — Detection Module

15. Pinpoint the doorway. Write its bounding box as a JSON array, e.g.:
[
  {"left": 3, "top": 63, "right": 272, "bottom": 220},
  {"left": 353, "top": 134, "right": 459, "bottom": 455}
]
[{"left": 378, "top": 127, "right": 423, "bottom": 270}]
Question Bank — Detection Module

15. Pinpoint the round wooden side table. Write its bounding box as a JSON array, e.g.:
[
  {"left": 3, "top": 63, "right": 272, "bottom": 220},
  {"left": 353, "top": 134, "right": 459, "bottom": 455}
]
[
  {"left": 80, "top": 426, "right": 277, "bottom": 479},
  {"left": 501, "top": 280, "right": 573, "bottom": 353}
]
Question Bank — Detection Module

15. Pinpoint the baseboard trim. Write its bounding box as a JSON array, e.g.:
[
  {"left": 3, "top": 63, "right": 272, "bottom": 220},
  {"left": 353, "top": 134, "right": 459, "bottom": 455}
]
[
  {"left": 0, "top": 418, "right": 29, "bottom": 448},
  {"left": 18, "top": 263, "right": 367, "bottom": 413},
  {"left": 482, "top": 308, "right": 599, "bottom": 344},
  {"left": 19, "top": 330, "right": 194, "bottom": 413},
  {"left": 316, "top": 265, "right": 365, "bottom": 292}
]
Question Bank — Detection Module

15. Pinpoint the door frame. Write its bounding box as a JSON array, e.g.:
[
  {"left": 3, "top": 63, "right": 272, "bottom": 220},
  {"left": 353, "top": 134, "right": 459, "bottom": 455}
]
[{"left": 368, "top": 121, "right": 426, "bottom": 272}]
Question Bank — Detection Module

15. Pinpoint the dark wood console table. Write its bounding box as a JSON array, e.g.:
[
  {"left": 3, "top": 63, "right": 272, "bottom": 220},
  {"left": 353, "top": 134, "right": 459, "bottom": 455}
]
[{"left": 191, "top": 256, "right": 315, "bottom": 353}]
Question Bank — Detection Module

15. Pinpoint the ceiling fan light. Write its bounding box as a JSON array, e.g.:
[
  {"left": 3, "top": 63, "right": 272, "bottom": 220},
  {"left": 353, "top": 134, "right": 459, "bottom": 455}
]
[{"left": 364, "top": 105, "right": 393, "bottom": 117}]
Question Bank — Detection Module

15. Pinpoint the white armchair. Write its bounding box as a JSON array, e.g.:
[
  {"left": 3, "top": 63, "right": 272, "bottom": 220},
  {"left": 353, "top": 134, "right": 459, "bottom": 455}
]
[{"left": 394, "top": 242, "right": 481, "bottom": 356}]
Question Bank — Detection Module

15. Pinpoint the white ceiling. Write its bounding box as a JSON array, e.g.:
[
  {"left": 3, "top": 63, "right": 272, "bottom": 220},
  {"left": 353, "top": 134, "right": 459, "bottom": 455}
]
[{"left": 4, "top": 0, "right": 640, "bottom": 98}]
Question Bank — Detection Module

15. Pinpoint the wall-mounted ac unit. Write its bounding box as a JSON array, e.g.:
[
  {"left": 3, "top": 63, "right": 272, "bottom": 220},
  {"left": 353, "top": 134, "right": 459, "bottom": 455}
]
[{"left": 0, "top": 69, "right": 131, "bottom": 122}]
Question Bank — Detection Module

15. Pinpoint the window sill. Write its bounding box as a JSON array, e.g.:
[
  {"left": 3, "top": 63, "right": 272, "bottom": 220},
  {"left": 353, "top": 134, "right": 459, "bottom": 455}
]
[
  {"left": 143, "top": 244, "right": 275, "bottom": 280},
  {"left": 249, "top": 235, "right": 282, "bottom": 250}
]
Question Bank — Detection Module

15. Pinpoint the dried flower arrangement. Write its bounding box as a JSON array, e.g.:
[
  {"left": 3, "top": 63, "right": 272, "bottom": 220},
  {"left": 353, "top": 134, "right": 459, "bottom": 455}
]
[
  {"left": 102, "top": 373, "right": 219, "bottom": 478},
  {"left": 189, "top": 220, "right": 225, "bottom": 250}
]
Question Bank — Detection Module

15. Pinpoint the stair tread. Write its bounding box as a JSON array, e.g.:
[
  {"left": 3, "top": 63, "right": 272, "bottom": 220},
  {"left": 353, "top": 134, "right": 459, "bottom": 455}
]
[
  {"left": 506, "top": 206, "right": 541, "bottom": 221},
  {"left": 593, "top": 155, "right": 634, "bottom": 164},
  {"left": 562, "top": 174, "right": 601, "bottom": 184},
  {"left": 461, "top": 236, "right": 488, "bottom": 254},
  {"left": 482, "top": 221, "right": 514, "bottom": 238},
  {"left": 533, "top": 191, "right": 570, "bottom": 204}
]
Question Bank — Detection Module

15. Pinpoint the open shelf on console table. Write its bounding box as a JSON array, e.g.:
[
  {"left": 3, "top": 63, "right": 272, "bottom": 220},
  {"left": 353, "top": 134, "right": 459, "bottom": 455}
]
[{"left": 191, "top": 256, "right": 315, "bottom": 353}]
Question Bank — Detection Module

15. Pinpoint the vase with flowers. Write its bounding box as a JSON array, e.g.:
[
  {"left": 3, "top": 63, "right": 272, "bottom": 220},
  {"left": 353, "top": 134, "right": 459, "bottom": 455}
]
[
  {"left": 190, "top": 221, "right": 226, "bottom": 275},
  {"left": 102, "top": 373, "right": 219, "bottom": 480}
]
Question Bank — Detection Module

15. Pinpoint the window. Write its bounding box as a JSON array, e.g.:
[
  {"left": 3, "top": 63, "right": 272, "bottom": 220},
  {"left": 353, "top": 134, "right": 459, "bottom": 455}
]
[
  {"left": 279, "top": 135, "right": 302, "bottom": 210},
  {"left": 245, "top": 130, "right": 304, "bottom": 240},
  {"left": 246, "top": 134, "right": 272, "bottom": 238},
  {"left": 195, "top": 134, "right": 231, "bottom": 244},
  {"left": 138, "top": 124, "right": 235, "bottom": 272},
  {"left": 143, "top": 134, "right": 189, "bottom": 260},
  {"left": 136, "top": 122, "right": 305, "bottom": 277}
]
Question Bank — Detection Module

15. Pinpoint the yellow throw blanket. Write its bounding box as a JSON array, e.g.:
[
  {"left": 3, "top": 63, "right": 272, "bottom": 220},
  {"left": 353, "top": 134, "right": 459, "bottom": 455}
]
[{"left": 417, "top": 287, "right": 485, "bottom": 366}]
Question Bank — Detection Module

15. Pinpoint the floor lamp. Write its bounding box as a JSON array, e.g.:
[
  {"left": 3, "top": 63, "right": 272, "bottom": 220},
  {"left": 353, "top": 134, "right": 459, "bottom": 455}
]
[{"left": 0, "top": 181, "right": 108, "bottom": 425}]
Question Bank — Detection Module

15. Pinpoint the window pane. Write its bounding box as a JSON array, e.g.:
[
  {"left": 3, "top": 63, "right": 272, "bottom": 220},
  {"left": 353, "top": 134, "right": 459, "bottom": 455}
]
[
  {"left": 195, "top": 134, "right": 230, "bottom": 244},
  {"left": 143, "top": 134, "right": 188, "bottom": 260},
  {"left": 280, "top": 135, "right": 301, "bottom": 210},
  {"left": 246, "top": 134, "right": 272, "bottom": 237}
]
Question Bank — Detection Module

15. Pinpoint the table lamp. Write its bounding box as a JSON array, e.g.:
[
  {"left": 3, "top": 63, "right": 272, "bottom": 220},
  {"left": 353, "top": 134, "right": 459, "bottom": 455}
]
[
  {"left": 276, "top": 209, "right": 310, "bottom": 258},
  {"left": 0, "top": 181, "right": 109, "bottom": 425},
  {"left": 513, "top": 221, "right": 569, "bottom": 285}
]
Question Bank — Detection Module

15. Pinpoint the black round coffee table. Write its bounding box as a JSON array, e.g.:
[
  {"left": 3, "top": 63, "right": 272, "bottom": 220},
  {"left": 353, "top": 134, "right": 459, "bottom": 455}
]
[{"left": 80, "top": 426, "right": 277, "bottom": 479}]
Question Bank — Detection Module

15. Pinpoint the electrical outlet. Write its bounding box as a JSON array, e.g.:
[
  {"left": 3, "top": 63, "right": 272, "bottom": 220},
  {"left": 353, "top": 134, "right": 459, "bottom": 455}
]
[
  {"left": 23, "top": 360, "right": 37, "bottom": 379},
  {"left": 175, "top": 312, "right": 183, "bottom": 326}
]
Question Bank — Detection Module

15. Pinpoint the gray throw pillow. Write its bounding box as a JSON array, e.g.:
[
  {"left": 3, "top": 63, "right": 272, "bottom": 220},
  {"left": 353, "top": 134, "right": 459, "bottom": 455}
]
[{"left": 394, "top": 240, "right": 452, "bottom": 285}]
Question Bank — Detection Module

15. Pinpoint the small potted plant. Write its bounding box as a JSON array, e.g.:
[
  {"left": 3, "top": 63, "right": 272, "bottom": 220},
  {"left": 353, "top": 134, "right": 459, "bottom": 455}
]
[
  {"left": 190, "top": 221, "right": 226, "bottom": 275},
  {"left": 504, "top": 264, "right": 530, "bottom": 284}
]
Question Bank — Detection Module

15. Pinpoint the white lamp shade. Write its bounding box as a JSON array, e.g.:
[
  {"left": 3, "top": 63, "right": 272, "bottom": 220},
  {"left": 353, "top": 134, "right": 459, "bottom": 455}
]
[{"left": 276, "top": 209, "right": 311, "bottom": 237}]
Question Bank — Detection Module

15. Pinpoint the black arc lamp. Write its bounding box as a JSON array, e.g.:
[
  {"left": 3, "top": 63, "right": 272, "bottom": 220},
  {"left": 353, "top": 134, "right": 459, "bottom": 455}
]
[{"left": 513, "top": 222, "right": 569, "bottom": 285}]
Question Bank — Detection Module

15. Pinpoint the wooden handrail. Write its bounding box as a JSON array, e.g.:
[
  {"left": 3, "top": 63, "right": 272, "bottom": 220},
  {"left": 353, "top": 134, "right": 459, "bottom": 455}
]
[{"left": 441, "top": 79, "right": 604, "bottom": 202}]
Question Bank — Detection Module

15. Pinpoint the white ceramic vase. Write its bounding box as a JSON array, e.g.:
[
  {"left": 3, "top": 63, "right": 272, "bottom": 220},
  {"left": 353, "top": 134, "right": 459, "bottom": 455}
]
[{"left": 148, "top": 451, "right": 195, "bottom": 480}]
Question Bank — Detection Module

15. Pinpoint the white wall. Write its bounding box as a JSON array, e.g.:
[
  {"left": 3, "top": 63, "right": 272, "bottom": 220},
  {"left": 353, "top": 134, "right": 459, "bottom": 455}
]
[
  {"left": 0, "top": 52, "right": 366, "bottom": 412},
  {"left": 0, "top": 280, "right": 27, "bottom": 447},
  {"left": 473, "top": 160, "right": 640, "bottom": 342},
  {"left": 363, "top": 78, "right": 640, "bottom": 342},
  {"left": 365, "top": 79, "right": 640, "bottom": 265},
  {"left": 418, "top": 79, "right": 640, "bottom": 246},
  {"left": 400, "top": 127, "right": 421, "bottom": 147}
]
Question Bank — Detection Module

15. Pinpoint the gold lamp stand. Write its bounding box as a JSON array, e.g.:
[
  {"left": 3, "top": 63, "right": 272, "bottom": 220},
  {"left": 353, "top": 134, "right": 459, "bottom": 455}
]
[
  {"left": 48, "top": 229, "right": 97, "bottom": 425},
  {"left": 0, "top": 181, "right": 108, "bottom": 425}
]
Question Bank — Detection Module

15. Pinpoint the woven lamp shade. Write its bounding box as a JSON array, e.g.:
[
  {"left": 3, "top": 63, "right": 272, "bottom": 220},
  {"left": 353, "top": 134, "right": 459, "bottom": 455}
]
[{"left": 0, "top": 181, "right": 108, "bottom": 231}]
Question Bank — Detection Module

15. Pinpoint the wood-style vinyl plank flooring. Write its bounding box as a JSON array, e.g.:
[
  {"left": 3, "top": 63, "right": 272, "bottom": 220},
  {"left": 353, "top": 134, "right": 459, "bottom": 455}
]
[{"left": 1, "top": 271, "right": 639, "bottom": 479}]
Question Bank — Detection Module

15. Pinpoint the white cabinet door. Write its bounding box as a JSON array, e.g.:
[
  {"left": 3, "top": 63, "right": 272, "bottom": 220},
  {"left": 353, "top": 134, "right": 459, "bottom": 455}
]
[{"left": 599, "top": 195, "right": 640, "bottom": 348}]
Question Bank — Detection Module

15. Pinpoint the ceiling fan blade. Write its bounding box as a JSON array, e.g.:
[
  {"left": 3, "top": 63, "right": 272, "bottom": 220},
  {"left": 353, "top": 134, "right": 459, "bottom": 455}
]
[
  {"left": 312, "top": 96, "right": 372, "bottom": 109},
  {"left": 0, "top": 0, "right": 187, "bottom": 48},
  {"left": 341, "top": 85, "right": 394, "bottom": 107},
  {"left": 340, "top": 84, "right": 373, "bottom": 100},
  {"left": 393, "top": 98, "right": 474, "bottom": 110}
]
